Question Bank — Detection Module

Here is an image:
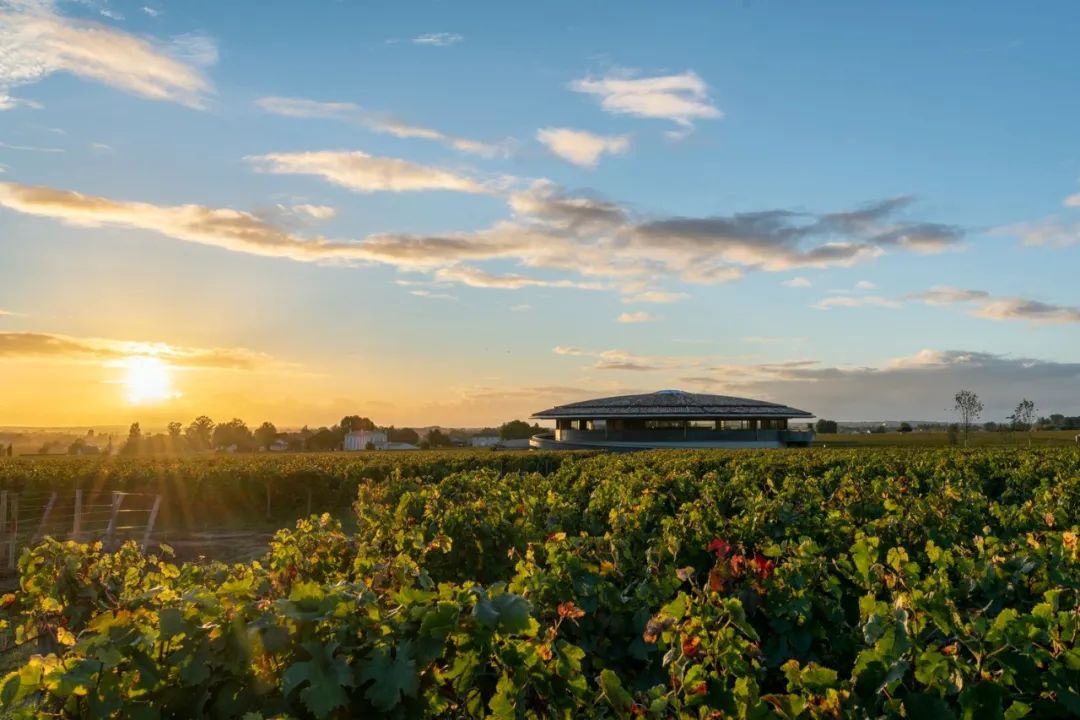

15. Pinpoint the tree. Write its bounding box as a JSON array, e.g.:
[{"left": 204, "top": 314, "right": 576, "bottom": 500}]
[
  {"left": 340, "top": 415, "right": 376, "bottom": 433},
  {"left": 212, "top": 418, "right": 254, "bottom": 452},
  {"left": 814, "top": 419, "right": 838, "bottom": 434},
  {"left": 898, "top": 422, "right": 912, "bottom": 433},
  {"left": 120, "top": 422, "right": 142, "bottom": 456},
  {"left": 387, "top": 427, "right": 420, "bottom": 445},
  {"left": 67, "top": 438, "right": 86, "bottom": 455},
  {"left": 953, "top": 390, "right": 983, "bottom": 447},
  {"left": 254, "top": 421, "right": 278, "bottom": 451},
  {"left": 1009, "top": 398, "right": 1037, "bottom": 446},
  {"left": 500, "top": 420, "right": 540, "bottom": 440},
  {"left": 426, "top": 428, "right": 452, "bottom": 447},
  {"left": 306, "top": 428, "right": 340, "bottom": 452},
  {"left": 185, "top": 416, "right": 215, "bottom": 451}
]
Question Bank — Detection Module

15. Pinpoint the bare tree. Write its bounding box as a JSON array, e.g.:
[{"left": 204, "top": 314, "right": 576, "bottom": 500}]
[
  {"left": 953, "top": 390, "right": 983, "bottom": 447},
  {"left": 1009, "top": 398, "right": 1037, "bottom": 446}
]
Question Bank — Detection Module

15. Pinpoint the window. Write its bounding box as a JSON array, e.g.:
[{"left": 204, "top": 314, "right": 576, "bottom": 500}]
[
  {"left": 644, "top": 420, "right": 684, "bottom": 429},
  {"left": 588, "top": 419, "right": 607, "bottom": 431},
  {"left": 719, "top": 420, "right": 748, "bottom": 430}
]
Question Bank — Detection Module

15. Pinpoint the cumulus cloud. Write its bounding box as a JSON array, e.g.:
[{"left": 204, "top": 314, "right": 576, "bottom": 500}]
[
  {"left": 0, "top": 179, "right": 967, "bottom": 299},
  {"left": 0, "top": 0, "right": 214, "bottom": 108},
  {"left": 617, "top": 311, "right": 654, "bottom": 323},
  {"left": 570, "top": 70, "right": 721, "bottom": 135},
  {"left": 813, "top": 295, "right": 902, "bottom": 310},
  {"left": 0, "top": 331, "right": 274, "bottom": 369},
  {"left": 246, "top": 150, "right": 494, "bottom": 194},
  {"left": 411, "top": 32, "right": 462, "bottom": 46},
  {"left": 536, "top": 127, "right": 630, "bottom": 168},
  {"left": 256, "top": 96, "right": 509, "bottom": 157},
  {"left": 909, "top": 286, "right": 1080, "bottom": 324}
]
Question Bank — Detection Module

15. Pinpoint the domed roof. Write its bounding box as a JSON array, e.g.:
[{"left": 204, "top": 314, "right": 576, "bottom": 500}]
[{"left": 532, "top": 390, "right": 812, "bottom": 419}]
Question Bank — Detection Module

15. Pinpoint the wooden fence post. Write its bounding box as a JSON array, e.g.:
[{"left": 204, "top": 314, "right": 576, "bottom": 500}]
[
  {"left": 32, "top": 492, "right": 57, "bottom": 544},
  {"left": 72, "top": 489, "right": 83, "bottom": 540},
  {"left": 7, "top": 493, "right": 18, "bottom": 570},
  {"left": 103, "top": 492, "right": 123, "bottom": 551},
  {"left": 142, "top": 495, "right": 162, "bottom": 551}
]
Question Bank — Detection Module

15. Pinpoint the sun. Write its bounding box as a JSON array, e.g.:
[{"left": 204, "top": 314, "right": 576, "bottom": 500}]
[{"left": 122, "top": 356, "right": 178, "bottom": 405}]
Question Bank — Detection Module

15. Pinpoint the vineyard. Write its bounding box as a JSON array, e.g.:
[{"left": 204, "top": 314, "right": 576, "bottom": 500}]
[{"left": 1, "top": 448, "right": 1079, "bottom": 718}]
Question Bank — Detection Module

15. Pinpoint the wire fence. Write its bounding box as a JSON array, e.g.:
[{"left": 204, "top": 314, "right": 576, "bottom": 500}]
[{"left": 0, "top": 490, "right": 161, "bottom": 574}]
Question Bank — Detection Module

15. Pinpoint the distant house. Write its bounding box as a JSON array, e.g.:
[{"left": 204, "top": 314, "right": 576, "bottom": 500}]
[
  {"left": 471, "top": 435, "right": 500, "bottom": 448},
  {"left": 495, "top": 438, "right": 530, "bottom": 450},
  {"left": 268, "top": 438, "right": 290, "bottom": 452},
  {"left": 344, "top": 430, "right": 388, "bottom": 451}
]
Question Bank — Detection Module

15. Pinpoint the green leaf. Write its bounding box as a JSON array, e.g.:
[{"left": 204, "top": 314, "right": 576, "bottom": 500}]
[
  {"left": 1004, "top": 701, "right": 1031, "bottom": 720},
  {"left": 358, "top": 643, "right": 419, "bottom": 712},
  {"left": 488, "top": 673, "right": 518, "bottom": 720},
  {"left": 283, "top": 641, "right": 354, "bottom": 718},
  {"left": 904, "top": 693, "right": 956, "bottom": 720},
  {"left": 158, "top": 608, "right": 188, "bottom": 640},
  {"left": 599, "top": 669, "right": 634, "bottom": 717},
  {"left": 490, "top": 593, "right": 533, "bottom": 634}
]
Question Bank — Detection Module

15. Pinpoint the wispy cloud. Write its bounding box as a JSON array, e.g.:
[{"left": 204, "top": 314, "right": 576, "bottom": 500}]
[
  {"left": 999, "top": 218, "right": 1080, "bottom": 248},
  {"left": 0, "top": 141, "right": 64, "bottom": 153},
  {"left": 0, "top": 331, "right": 275, "bottom": 369},
  {"left": 813, "top": 295, "right": 901, "bottom": 310},
  {"left": 0, "top": 0, "right": 214, "bottom": 109},
  {"left": 536, "top": 127, "right": 629, "bottom": 168},
  {"left": 246, "top": 150, "right": 496, "bottom": 194},
  {"left": 411, "top": 32, "right": 463, "bottom": 46},
  {"left": 783, "top": 276, "right": 812, "bottom": 288},
  {"left": 434, "top": 265, "right": 606, "bottom": 290},
  {"left": 908, "top": 285, "right": 1080, "bottom": 324},
  {"left": 617, "top": 311, "right": 654, "bottom": 323},
  {"left": 290, "top": 203, "right": 335, "bottom": 220},
  {"left": 256, "top": 96, "right": 510, "bottom": 158},
  {"left": 908, "top": 286, "right": 990, "bottom": 305},
  {"left": 570, "top": 70, "right": 721, "bottom": 136}
]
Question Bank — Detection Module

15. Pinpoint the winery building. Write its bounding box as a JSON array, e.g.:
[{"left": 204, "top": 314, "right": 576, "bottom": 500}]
[{"left": 530, "top": 390, "right": 814, "bottom": 450}]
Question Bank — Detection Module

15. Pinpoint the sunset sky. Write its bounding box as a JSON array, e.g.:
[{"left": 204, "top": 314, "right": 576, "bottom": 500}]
[{"left": 2, "top": 0, "right": 1080, "bottom": 428}]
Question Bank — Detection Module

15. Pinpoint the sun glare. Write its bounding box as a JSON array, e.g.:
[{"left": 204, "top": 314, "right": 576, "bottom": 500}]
[{"left": 122, "top": 356, "right": 178, "bottom": 405}]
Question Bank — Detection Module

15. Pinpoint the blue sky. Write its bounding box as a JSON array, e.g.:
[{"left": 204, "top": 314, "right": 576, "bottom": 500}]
[{"left": 1, "top": 0, "right": 1079, "bottom": 427}]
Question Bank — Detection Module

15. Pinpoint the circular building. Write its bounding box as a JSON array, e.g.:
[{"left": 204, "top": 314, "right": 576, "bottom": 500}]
[{"left": 530, "top": 389, "right": 814, "bottom": 450}]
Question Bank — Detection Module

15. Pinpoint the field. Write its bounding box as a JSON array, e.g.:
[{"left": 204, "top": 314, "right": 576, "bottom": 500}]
[{"left": 2, "top": 447, "right": 1079, "bottom": 718}]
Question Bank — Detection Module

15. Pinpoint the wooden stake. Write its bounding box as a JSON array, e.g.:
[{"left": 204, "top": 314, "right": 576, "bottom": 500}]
[
  {"left": 32, "top": 492, "right": 57, "bottom": 544},
  {"left": 142, "top": 495, "right": 161, "bottom": 552},
  {"left": 72, "top": 490, "right": 83, "bottom": 540},
  {"left": 7, "top": 493, "right": 17, "bottom": 570},
  {"left": 104, "top": 492, "right": 123, "bottom": 551}
]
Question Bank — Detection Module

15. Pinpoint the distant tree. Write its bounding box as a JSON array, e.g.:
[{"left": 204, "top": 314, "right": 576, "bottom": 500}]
[
  {"left": 814, "top": 419, "right": 838, "bottom": 434},
  {"left": 427, "top": 428, "right": 453, "bottom": 447},
  {"left": 387, "top": 427, "right": 420, "bottom": 445},
  {"left": 185, "top": 416, "right": 215, "bottom": 451},
  {"left": 898, "top": 422, "right": 912, "bottom": 433},
  {"left": 1009, "top": 398, "right": 1037, "bottom": 446},
  {"left": 254, "top": 421, "right": 278, "bottom": 451},
  {"left": 5, "top": 444, "right": 11, "bottom": 457},
  {"left": 120, "top": 422, "right": 142, "bottom": 456},
  {"left": 167, "top": 422, "right": 182, "bottom": 440},
  {"left": 870, "top": 425, "right": 886, "bottom": 434},
  {"left": 306, "top": 428, "right": 339, "bottom": 451},
  {"left": 983, "top": 421, "right": 999, "bottom": 432},
  {"left": 212, "top": 419, "right": 254, "bottom": 452},
  {"left": 340, "top": 415, "right": 376, "bottom": 433},
  {"left": 946, "top": 423, "right": 960, "bottom": 447},
  {"left": 500, "top": 420, "right": 539, "bottom": 440},
  {"left": 953, "top": 390, "right": 983, "bottom": 447},
  {"left": 67, "top": 438, "right": 86, "bottom": 455}
]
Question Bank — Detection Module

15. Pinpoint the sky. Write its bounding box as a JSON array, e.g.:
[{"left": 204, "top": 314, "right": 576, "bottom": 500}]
[{"left": 1, "top": 0, "right": 1080, "bottom": 428}]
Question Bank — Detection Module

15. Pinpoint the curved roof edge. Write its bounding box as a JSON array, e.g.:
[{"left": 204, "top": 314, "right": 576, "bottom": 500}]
[{"left": 532, "top": 390, "right": 813, "bottom": 419}]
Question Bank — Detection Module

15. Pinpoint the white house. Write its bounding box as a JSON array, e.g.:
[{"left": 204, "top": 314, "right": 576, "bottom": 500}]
[
  {"left": 470, "top": 435, "right": 501, "bottom": 448},
  {"left": 344, "top": 430, "right": 388, "bottom": 451}
]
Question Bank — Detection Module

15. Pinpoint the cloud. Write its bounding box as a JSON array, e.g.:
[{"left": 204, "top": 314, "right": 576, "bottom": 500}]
[
  {"left": 553, "top": 346, "right": 585, "bottom": 356},
  {"left": 536, "top": 127, "right": 630, "bottom": 168},
  {"left": 509, "top": 304, "right": 531, "bottom": 312},
  {"left": 256, "top": 96, "right": 509, "bottom": 157},
  {"left": 908, "top": 286, "right": 990, "bottom": 305},
  {"left": 247, "top": 150, "right": 494, "bottom": 194},
  {"left": 783, "top": 276, "right": 812, "bottom": 288},
  {"left": 0, "top": 0, "right": 213, "bottom": 108},
  {"left": 909, "top": 286, "right": 1080, "bottom": 324},
  {"left": 0, "top": 331, "right": 274, "bottom": 369},
  {"left": 855, "top": 280, "right": 876, "bottom": 290},
  {"left": 0, "top": 141, "right": 63, "bottom": 153},
  {"left": 0, "top": 179, "right": 966, "bottom": 300},
  {"left": 620, "top": 291, "right": 689, "bottom": 304},
  {"left": 617, "top": 311, "right": 654, "bottom": 323},
  {"left": 411, "top": 32, "right": 463, "bottom": 46},
  {"left": 0, "top": 94, "right": 43, "bottom": 110},
  {"left": 291, "top": 203, "right": 335, "bottom": 220},
  {"left": 434, "top": 265, "right": 606, "bottom": 290},
  {"left": 813, "top": 295, "right": 902, "bottom": 310},
  {"left": 973, "top": 298, "right": 1080, "bottom": 324},
  {"left": 571, "top": 70, "right": 721, "bottom": 134},
  {"left": 409, "top": 289, "right": 457, "bottom": 300},
  {"left": 999, "top": 218, "right": 1080, "bottom": 248}
]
